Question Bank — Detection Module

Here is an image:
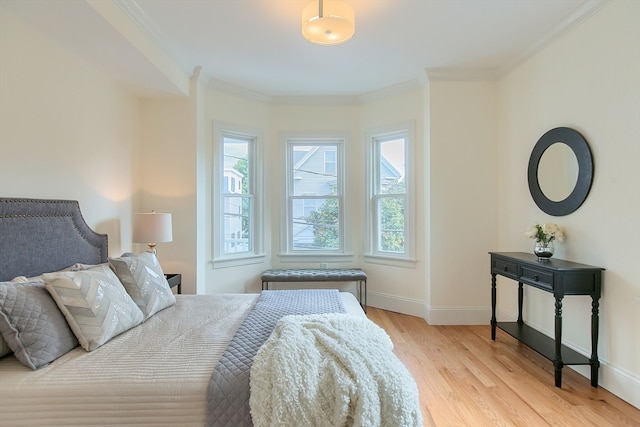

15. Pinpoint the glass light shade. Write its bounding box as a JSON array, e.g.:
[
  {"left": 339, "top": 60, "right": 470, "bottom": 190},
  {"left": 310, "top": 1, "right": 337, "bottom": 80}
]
[
  {"left": 301, "top": 0, "right": 355, "bottom": 45},
  {"left": 133, "top": 212, "right": 172, "bottom": 252}
]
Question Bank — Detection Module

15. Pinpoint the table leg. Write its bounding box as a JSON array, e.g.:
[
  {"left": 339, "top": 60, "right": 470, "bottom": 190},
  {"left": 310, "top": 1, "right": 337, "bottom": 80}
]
[
  {"left": 517, "top": 282, "right": 524, "bottom": 324},
  {"left": 554, "top": 295, "right": 564, "bottom": 387},
  {"left": 359, "top": 280, "right": 367, "bottom": 313},
  {"left": 364, "top": 280, "right": 367, "bottom": 312},
  {"left": 491, "top": 273, "right": 497, "bottom": 340},
  {"left": 590, "top": 295, "right": 600, "bottom": 387}
]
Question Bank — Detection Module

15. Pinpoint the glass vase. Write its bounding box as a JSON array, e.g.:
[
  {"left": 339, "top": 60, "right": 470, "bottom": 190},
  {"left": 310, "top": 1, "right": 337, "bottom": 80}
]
[{"left": 534, "top": 240, "right": 554, "bottom": 260}]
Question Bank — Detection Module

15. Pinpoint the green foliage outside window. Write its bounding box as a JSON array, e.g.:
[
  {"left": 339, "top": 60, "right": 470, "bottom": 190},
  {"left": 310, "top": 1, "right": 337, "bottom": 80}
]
[
  {"left": 379, "top": 196, "right": 405, "bottom": 252},
  {"left": 304, "top": 198, "right": 339, "bottom": 250}
]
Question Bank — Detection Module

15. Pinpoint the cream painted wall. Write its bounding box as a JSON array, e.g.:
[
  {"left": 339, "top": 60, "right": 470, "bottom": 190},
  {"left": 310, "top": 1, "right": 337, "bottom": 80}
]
[
  {"left": 0, "top": 9, "right": 139, "bottom": 256},
  {"left": 426, "top": 80, "right": 499, "bottom": 324},
  {"left": 496, "top": 1, "right": 639, "bottom": 408},
  {"left": 137, "top": 92, "right": 200, "bottom": 294}
]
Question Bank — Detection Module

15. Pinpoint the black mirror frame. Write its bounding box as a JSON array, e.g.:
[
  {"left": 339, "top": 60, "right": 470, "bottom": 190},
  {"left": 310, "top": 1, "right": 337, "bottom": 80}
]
[{"left": 527, "top": 127, "right": 593, "bottom": 216}]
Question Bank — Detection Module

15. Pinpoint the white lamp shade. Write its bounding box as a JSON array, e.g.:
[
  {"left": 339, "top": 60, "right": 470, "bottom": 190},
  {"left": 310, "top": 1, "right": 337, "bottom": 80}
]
[
  {"left": 301, "top": 0, "right": 355, "bottom": 45},
  {"left": 133, "top": 212, "right": 173, "bottom": 244}
]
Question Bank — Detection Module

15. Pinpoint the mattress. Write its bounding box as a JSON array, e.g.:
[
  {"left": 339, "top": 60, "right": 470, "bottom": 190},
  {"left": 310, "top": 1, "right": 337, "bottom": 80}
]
[{"left": 0, "top": 292, "right": 365, "bottom": 426}]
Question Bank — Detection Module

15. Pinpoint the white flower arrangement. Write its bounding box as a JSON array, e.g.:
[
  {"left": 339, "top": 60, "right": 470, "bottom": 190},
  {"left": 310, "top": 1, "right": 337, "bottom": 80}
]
[{"left": 525, "top": 223, "right": 565, "bottom": 246}]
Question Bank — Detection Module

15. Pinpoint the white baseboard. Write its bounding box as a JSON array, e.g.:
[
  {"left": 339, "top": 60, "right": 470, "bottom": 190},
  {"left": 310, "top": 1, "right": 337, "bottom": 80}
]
[
  {"left": 366, "top": 291, "right": 426, "bottom": 318},
  {"left": 425, "top": 306, "right": 491, "bottom": 325},
  {"left": 367, "top": 292, "right": 491, "bottom": 325},
  {"left": 571, "top": 362, "right": 640, "bottom": 409}
]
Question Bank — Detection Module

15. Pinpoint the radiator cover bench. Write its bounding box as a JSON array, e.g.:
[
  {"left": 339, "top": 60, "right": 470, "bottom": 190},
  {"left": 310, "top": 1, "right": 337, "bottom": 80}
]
[{"left": 261, "top": 268, "right": 367, "bottom": 311}]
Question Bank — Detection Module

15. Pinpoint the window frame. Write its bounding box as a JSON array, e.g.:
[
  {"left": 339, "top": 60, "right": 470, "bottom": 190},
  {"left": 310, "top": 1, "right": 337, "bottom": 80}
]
[
  {"left": 212, "top": 122, "right": 264, "bottom": 268},
  {"left": 279, "top": 134, "right": 351, "bottom": 262},
  {"left": 365, "top": 123, "right": 416, "bottom": 267}
]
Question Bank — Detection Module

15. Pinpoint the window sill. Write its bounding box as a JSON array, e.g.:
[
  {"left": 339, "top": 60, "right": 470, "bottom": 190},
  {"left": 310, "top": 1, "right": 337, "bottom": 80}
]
[
  {"left": 211, "top": 253, "right": 266, "bottom": 269},
  {"left": 278, "top": 253, "right": 354, "bottom": 264},
  {"left": 363, "top": 254, "right": 416, "bottom": 268}
]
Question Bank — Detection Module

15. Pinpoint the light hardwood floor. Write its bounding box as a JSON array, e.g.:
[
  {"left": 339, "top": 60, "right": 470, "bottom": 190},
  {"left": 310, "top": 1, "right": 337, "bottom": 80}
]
[{"left": 366, "top": 307, "right": 640, "bottom": 427}]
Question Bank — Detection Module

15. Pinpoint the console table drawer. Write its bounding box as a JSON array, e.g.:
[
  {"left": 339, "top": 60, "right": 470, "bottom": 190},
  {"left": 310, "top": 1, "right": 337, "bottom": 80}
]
[
  {"left": 520, "top": 266, "right": 553, "bottom": 290},
  {"left": 492, "top": 258, "right": 518, "bottom": 279}
]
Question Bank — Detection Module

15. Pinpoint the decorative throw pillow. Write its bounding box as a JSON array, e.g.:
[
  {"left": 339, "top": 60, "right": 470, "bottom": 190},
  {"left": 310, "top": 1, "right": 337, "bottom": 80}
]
[
  {"left": 0, "top": 278, "right": 78, "bottom": 369},
  {"left": 1, "top": 276, "right": 27, "bottom": 357},
  {"left": 109, "top": 252, "right": 176, "bottom": 320},
  {"left": 0, "top": 335, "right": 10, "bottom": 358},
  {"left": 44, "top": 264, "right": 144, "bottom": 351},
  {"left": 0, "top": 268, "right": 87, "bottom": 359}
]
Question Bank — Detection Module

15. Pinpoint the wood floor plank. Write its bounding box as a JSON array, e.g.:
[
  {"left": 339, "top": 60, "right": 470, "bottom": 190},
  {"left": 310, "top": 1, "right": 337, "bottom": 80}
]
[{"left": 366, "top": 307, "right": 640, "bottom": 427}]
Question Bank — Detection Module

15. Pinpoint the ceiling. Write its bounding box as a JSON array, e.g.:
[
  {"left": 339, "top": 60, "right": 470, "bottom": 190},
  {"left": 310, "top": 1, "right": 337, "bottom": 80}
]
[{"left": 1, "top": 0, "right": 606, "bottom": 98}]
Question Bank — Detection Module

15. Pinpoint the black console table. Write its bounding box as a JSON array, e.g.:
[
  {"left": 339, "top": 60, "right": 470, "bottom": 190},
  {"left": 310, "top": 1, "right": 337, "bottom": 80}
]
[{"left": 489, "top": 252, "right": 604, "bottom": 388}]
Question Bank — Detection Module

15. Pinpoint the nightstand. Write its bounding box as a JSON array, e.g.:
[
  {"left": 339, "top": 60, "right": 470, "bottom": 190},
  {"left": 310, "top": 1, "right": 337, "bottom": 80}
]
[{"left": 165, "top": 273, "right": 182, "bottom": 294}]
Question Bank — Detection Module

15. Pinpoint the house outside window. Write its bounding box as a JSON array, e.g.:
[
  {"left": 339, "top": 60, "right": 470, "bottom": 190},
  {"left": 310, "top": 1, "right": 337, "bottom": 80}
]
[
  {"left": 213, "top": 124, "right": 264, "bottom": 267},
  {"left": 324, "top": 150, "right": 336, "bottom": 175},
  {"left": 366, "top": 125, "right": 415, "bottom": 266},
  {"left": 283, "top": 138, "right": 346, "bottom": 257}
]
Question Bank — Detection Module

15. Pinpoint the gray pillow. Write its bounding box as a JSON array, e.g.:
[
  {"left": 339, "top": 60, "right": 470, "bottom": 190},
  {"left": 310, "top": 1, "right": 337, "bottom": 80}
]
[
  {"left": 1, "top": 277, "right": 30, "bottom": 358},
  {"left": 44, "top": 264, "right": 144, "bottom": 351},
  {"left": 0, "top": 334, "right": 11, "bottom": 358},
  {"left": 0, "top": 279, "right": 78, "bottom": 369},
  {"left": 109, "top": 252, "right": 176, "bottom": 320}
]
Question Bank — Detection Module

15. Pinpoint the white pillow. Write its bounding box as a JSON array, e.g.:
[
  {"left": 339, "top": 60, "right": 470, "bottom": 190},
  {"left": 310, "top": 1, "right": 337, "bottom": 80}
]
[
  {"left": 109, "top": 252, "right": 176, "bottom": 319},
  {"left": 43, "top": 264, "right": 144, "bottom": 351}
]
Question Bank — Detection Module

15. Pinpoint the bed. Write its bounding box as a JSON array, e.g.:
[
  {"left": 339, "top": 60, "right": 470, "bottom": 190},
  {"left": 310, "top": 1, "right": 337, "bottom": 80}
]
[{"left": 0, "top": 198, "right": 422, "bottom": 426}]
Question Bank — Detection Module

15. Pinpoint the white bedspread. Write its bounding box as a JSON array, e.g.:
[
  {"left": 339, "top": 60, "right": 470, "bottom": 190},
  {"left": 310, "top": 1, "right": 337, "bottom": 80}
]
[
  {"left": 0, "top": 292, "right": 364, "bottom": 426},
  {"left": 249, "top": 313, "right": 423, "bottom": 427}
]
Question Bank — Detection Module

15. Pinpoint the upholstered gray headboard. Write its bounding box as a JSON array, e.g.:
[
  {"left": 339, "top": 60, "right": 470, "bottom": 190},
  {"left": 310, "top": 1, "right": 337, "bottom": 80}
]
[{"left": 0, "top": 198, "right": 108, "bottom": 281}]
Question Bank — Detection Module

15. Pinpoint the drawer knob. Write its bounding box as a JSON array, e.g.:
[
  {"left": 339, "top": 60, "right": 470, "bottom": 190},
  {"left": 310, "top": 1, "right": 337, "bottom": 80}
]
[
  {"left": 503, "top": 266, "right": 508, "bottom": 271},
  {"left": 534, "top": 274, "right": 539, "bottom": 281}
]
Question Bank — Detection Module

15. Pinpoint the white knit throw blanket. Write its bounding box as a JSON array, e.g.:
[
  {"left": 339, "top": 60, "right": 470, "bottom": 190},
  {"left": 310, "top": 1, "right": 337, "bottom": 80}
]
[{"left": 249, "top": 313, "right": 423, "bottom": 427}]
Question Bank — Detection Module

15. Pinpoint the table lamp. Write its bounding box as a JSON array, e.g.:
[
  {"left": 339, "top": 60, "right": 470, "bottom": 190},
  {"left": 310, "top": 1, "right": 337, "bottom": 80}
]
[{"left": 132, "top": 211, "right": 173, "bottom": 254}]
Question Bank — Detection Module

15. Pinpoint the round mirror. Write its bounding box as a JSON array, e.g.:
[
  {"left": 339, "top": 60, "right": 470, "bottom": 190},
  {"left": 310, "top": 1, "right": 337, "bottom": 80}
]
[
  {"left": 537, "top": 142, "right": 579, "bottom": 202},
  {"left": 528, "top": 127, "right": 593, "bottom": 216}
]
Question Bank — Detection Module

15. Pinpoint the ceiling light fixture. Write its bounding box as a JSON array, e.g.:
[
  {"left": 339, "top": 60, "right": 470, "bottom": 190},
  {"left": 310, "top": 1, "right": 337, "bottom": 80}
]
[{"left": 301, "top": 0, "right": 355, "bottom": 45}]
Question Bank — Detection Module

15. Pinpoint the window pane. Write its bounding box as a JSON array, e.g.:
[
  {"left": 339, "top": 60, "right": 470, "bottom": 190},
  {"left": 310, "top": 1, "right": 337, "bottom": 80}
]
[
  {"left": 377, "top": 196, "right": 405, "bottom": 253},
  {"left": 324, "top": 150, "right": 336, "bottom": 175},
  {"left": 292, "top": 198, "right": 339, "bottom": 250},
  {"left": 379, "top": 138, "right": 405, "bottom": 194},
  {"left": 292, "top": 144, "right": 338, "bottom": 196},
  {"left": 224, "top": 137, "right": 249, "bottom": 195},
  {"left": 223, "top": 196, "right": 251, "bottom": 253}
]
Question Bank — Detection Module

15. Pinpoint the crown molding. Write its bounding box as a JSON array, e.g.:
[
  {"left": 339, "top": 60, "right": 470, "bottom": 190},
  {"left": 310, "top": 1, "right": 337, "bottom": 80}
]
[
  {"left": 424, "top": 68, "right": 500, "bottom": 82},
  {"left": 271, "top": 95, "right": 360, "bottom": 106},
  {"left": 358, "top": 79, "right": 423, "bottom": 103},
  {"left": 205, "top": 78, "right": 273, "bottom": 103}
]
